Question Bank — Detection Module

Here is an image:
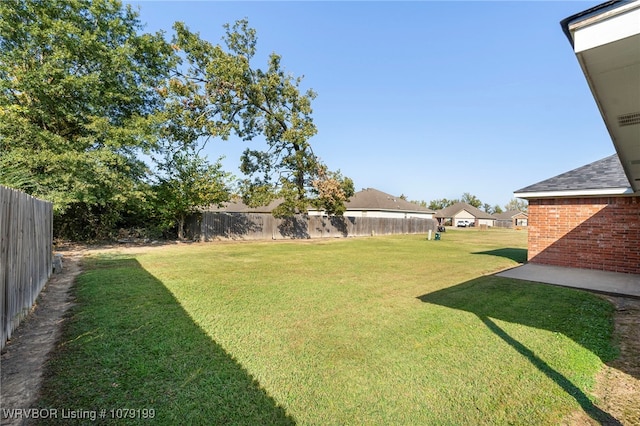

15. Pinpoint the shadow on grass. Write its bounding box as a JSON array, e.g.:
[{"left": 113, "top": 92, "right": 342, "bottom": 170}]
[
  {"left": 36, "top": 256, "right": 295, "bottom": 425},
  {"left": 418, "top": 276, "right": 621, "bottom": 425},
  {"left": 472, "top": 247, "right": 528, "bottom": 263}
]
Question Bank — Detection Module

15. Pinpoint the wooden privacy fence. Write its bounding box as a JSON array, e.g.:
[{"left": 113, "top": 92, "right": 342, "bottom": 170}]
[
  {"left": 494, "top": 220, "right": 513, "bottom": 229},
  {"left": 0, "top": 185, "right": 53, "bottom": 351},
  {"left": 188, "top": 212, "right": 437, "bottom": 241}
]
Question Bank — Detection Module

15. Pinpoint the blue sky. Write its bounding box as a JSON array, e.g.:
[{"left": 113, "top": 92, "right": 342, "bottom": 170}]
[{"left": 129, "top": 1, "right": 613, "bottom": 208}]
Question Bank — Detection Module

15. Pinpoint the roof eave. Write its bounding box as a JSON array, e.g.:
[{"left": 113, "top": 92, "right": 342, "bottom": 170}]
[
  {"left": 560, "top": 0, "right": 625, "bottom": 47},
  {"left": 514, "top": 187, "right": 634, "bottom": 199},
  {"left": 561, "top": 0, "right": 640, "bottom": 192}
]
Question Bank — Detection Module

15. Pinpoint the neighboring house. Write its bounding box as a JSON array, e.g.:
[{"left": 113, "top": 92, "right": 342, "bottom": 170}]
[
  {"left": 494, "top": 210, "right": 528, "bottom": 228},
  {"left": 210, "top": 189, "right": 435, "bottom": 219},
  {"left": 435, "top": 202, "right": 496, "bottom": 227},
  {"left": 311, "top": 188, "right": 435, "bottom": 219},
  {"left": 514, "top": 0, "right": 640, "bottom": 274},
  {"left": 207, "top": 197, "right": 282, "bottom": 214}
]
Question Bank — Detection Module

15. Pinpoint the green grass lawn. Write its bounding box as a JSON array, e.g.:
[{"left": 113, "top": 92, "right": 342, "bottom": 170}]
[{"left": 37, "top": 229, "right": 618, "bottom": 425}]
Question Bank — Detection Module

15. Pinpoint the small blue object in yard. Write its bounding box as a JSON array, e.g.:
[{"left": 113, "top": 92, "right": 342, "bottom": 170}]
[{"left": 435, "top": 232, "right": 441, "bottom": 240}]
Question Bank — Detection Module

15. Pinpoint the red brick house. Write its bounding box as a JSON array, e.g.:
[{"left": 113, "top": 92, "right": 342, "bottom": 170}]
[
  {"left": 515, "top": 155, "right": 639, "bottom": 273},
  {"left": 515, "top": 0, "right": 640, "bottom": 274}
]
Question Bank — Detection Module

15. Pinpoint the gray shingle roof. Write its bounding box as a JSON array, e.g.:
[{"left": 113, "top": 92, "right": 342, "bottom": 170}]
[
  {"left": 515, "top": 154, "right": 631, "bottom": 194},
  {"left": 345, "top": 188, "right": 435, "bottom": 213},
  {"left": 435, "top": 202, "right": 496, "bottom": 220}
]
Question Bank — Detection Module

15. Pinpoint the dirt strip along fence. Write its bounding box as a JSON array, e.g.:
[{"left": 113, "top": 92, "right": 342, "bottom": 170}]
[
  {"left": 188, "top": 212, "right": 437, "bottom": 241},
  {"left": 0, "top": 185, "right": 53, "bottom": 351}
]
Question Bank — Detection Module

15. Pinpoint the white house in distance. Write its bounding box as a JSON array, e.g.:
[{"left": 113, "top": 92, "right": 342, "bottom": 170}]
[
  {"left": 435, "top": 202, "right": 496, "bottom": 227},
  {"left": 494, "top": 210, "right": 528, "bottom": 228},
  {"left": 309, "top": 188, "right": 435, "bottom": 219}
]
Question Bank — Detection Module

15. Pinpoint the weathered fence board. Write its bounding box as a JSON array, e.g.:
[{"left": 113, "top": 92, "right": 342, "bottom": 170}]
[
  {"left": 0, "top": 185, "right": 53, "bottom": 351},
  {"left": 189, "top": 212, "right": 436, "bottom": 242}
]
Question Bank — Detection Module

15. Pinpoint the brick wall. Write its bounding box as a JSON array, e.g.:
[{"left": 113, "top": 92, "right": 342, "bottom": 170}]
[{"left": 528, "top": 196, "right": 640, "bottom": 274}]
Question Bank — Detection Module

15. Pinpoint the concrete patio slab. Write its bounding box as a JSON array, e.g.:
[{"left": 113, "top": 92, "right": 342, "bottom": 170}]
[{"left": 496, "top": 263, "right": 640, "bottom": 298}]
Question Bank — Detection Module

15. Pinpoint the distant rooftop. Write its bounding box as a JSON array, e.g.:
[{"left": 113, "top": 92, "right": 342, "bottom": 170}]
[
  {"left": 206, "top": 188, "right": 435, "bottom": 214},
  {"left": 206, "top": 197, "right": 282, "bottom": 213},
  {"left": 494, "top": 210, "right": 528, "bottom": 220},
  {"left": 345, "top": 188, "right": 435, "bottom": 213},
  {"left": 435, "top": 202, "right": 496, "bottom": 220}
]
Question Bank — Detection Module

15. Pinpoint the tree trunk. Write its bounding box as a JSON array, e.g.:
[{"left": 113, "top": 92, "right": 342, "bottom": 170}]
[{"left": 177, "top": 215, "right": 185, "bottom": 240}]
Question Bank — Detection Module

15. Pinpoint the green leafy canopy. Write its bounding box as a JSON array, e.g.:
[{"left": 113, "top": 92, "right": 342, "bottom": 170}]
[
  {"left": 169, "top": 19, "right": 354, "bottom": 217},
  {"left": 0, "top": 0, "right": 175, "bottom": 232},
  {"left": 1, "top": 1, "right": 353, "bottom": 239}
]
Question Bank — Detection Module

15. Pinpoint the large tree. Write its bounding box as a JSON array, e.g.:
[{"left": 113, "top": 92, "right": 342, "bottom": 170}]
[
  {"left": 461, "top": 192, "right": 482, "bottom": 208},
  {"left": 154, "top": 149, "right": 231, "bottom": 239},
  {"left": 0, "top": 0, "right": 175, "bottom": 238},
  {"left": 169, "top": 19, "right": 353, "bottom": 217},
  {"left": 1, "top": 3, "right": 353, "bottom": 239},
  {"left": 428, "top": 198, "right": 458, "bottom": 211},
  {"left": 504, "top": 198, "right": 528, "bottom": 213}
]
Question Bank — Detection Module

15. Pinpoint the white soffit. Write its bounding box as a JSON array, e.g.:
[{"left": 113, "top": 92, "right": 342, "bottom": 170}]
[{"left": 567, "top": 0, "right": 640, "bottom": 192}]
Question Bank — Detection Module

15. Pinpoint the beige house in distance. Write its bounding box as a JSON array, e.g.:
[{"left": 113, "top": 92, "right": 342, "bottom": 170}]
[
  {"left": 435, "top": 202, "right": 496, "bottom": 227},
  {"left": 494, "top": 210, "right": 528, "bottom": 228}
]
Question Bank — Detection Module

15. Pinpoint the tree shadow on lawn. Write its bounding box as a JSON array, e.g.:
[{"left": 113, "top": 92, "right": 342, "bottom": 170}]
[
  {"left": 418, "top": 276, "right": 621, "bottom": 425},
  {"left": 36, "top": 256, "right": 295, "bottom": 425}
]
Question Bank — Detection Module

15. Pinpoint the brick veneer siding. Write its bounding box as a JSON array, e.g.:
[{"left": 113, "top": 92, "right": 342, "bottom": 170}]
[{"left": 527, "top": 196, "right": 640, "bottom": 274}]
